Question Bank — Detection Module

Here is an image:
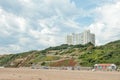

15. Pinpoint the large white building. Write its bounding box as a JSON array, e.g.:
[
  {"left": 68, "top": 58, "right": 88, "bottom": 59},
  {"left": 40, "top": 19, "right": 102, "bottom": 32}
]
[{"left": 66, "top": 30, "right": 95, "bottom": 45}]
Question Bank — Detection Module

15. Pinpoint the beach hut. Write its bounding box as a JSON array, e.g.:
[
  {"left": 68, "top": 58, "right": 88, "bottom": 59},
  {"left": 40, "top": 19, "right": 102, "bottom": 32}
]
[{"left": 94, "top": 64, "right": 116, "bottom": 71}]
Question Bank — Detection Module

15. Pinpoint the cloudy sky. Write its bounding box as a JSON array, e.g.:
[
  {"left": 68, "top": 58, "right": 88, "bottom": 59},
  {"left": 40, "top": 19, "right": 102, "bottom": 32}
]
[{"left": 0, "top": 0, "right": 120, "bottom": 54}]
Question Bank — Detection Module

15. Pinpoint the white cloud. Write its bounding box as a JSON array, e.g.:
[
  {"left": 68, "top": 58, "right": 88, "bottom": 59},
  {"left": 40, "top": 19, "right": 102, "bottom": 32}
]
[
  {"left": 1, "top": 0, "right": 120, "bottom": 54},
  {"left": 0, "top": 7, "right": 29, "bottom": 54},
  {"left": 0, "top": 45, "right": 22, "bottom": 54},
  {"left": 89, "top": 1, "right": 120, "bottom": 45},
  {"left": 19, "top": 37, "right": 30, "bottom": 45},
  {"left": 0, "top": 7, "right": 27, "bottom": 36},
  {"left": 28, "top": 26, "right": 62, "bottom": 47},
  {"left": 16, "top": 0, "right": 81, "bottom": 19}
]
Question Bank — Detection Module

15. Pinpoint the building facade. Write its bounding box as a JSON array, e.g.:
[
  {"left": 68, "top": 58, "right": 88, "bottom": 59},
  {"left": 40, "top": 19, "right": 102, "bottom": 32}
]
[{"left": 66, "top": 30, "right": 95, "bottom": 45}]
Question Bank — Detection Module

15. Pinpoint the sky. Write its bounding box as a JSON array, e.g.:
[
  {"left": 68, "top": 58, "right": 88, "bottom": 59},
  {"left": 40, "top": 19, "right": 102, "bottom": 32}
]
[{"left": 0, "top": 0, "right": 120, "bottom": 54}]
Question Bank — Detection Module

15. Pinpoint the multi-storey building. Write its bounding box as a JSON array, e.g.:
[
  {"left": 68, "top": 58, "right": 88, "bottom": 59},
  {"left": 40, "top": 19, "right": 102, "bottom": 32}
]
[{"left": 66, "top": 30, "right": 95, "bottom": 45}]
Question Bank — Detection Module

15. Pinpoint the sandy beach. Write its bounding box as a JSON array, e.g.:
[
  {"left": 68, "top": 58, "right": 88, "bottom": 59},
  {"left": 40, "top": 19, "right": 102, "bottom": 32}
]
[{"left": 0, "top": 68, "right": 120, "bottom": 80}]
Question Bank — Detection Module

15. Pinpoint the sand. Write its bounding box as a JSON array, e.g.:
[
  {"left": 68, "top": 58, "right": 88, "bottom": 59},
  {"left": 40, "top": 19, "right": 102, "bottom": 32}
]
[{"left": 0, "top": 68, "right": 120, "bottom": 80}]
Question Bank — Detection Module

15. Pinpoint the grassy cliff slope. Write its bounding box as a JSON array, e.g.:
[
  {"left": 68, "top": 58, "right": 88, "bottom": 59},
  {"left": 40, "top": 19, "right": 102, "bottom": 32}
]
[{"left": 0, "top": 40, "right": 120, "bottom": 67}]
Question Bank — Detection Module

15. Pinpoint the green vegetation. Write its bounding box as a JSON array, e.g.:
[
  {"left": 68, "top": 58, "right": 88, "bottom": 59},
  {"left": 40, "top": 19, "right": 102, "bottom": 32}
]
[
  {"left": 79, "top": 40, "right": 120, "bottom": 66},
  {"left": 0, "top": 40, "right": 120, "bottom": 67}
]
